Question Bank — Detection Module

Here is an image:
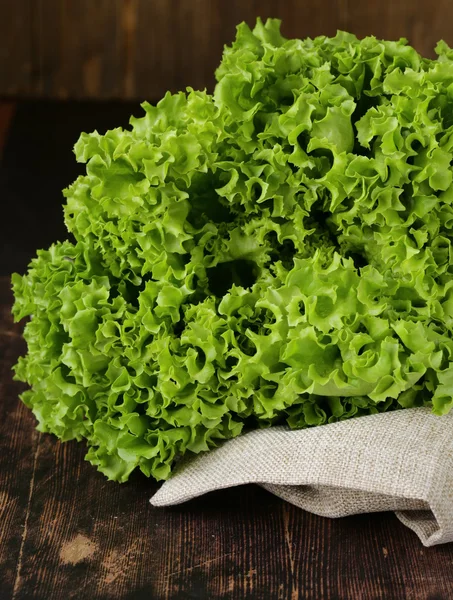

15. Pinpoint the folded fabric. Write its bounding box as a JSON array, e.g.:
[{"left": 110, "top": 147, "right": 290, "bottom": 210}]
[{"left": 150, "top": 408, "right": 453, "bottom": 546}]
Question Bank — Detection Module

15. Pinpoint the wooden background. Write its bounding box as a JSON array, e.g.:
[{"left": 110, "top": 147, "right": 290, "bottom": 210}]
[{"left": 2, "top": 0, "right": 453, "bottom": 100}]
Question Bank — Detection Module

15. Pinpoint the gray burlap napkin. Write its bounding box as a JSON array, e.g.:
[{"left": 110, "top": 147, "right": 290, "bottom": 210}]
[{"left": 150, "top": 407, "right": 453, "bottom": 546}]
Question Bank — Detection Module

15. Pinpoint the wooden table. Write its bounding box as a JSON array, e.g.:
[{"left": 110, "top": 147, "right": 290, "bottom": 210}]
[{"left": 2, "top": 103, "right": 453, "bottom": 599}]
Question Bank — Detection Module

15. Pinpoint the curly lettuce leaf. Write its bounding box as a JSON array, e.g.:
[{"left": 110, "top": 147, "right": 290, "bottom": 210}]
[{"left": 12, "top": 19, "right": 453, "bottom": 482}]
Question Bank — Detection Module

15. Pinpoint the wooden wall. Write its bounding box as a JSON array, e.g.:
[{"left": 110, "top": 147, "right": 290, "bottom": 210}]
[{"left": 1, "top": 0, "right": 453, "bottom": 101}]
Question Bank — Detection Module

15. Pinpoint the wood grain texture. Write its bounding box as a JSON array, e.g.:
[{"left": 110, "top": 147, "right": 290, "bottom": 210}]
[
  {"left": 2, "top": 271, "right": 453, "bottom": 600},
  {"left": 3, "top": 0, "right": 453, "bottom": 100},
  {"left": 345, "top": 0, "right": 453, "bottom": 58},
  {"left": 30, "top": 0, "right": 126, "bottom": 99},
  {"left": 0, "top": 279, "right": 38, "bottom": 599},
  {"left": 0, "top": 0, "right": 31, "bottom": 96},
  {"left": 134, "top": 0, "right": 344, "bottom": 97}
]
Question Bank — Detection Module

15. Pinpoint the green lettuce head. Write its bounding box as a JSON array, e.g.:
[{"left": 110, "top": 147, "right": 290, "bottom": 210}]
[{"left": 12, "top": 19, "right": 453, "bottom": 481}]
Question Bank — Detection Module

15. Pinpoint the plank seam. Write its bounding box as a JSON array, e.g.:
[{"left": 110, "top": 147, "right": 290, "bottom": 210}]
[{"left": 12, "top": 431, "right": 41, "bottom": 600}]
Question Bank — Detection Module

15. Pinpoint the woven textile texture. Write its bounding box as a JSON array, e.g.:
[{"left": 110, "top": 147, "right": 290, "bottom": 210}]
[{"left": 151, "top": 408, "right": 453, "bottom": 546}]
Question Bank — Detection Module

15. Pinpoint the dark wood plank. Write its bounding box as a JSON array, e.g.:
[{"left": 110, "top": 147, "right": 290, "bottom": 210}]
[
  {"left": 344, "top": 0, "right": 453, "bottom": 59},
  {"left": 134, "top": 0, "right": 344, "bottom": 99},
  {"left": 158, "top": 498, "right": 453, "bottom": 599},
  {"left": 0, "top": 278, "right": 39, "bottom": 599},
  {"left": 5, "top": 0, "right": 453, "bottom": 99},
  {"left": 9, "top": 430, "right": 160, "bottom": 599},
  {"left": 0, "top": 1, "right": 31, "bottom": 95},
  {"left": 32, "top": 0, "right": 126, "bottom": 99}
]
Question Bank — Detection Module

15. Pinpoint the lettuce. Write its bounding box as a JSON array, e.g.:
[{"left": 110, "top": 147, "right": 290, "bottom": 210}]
[{"left": 12, "top": 19, "right": 453, "bottom": 481}]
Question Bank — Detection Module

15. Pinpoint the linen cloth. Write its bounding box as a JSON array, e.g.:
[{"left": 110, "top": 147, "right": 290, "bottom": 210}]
[{"left": 150, "top": 408, "right": 453, "bottom": 546}]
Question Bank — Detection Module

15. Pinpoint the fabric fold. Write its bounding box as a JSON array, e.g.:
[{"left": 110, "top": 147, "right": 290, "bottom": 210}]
[{"left": 150, "top": 408, "right": 453, "bottom": 546}]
